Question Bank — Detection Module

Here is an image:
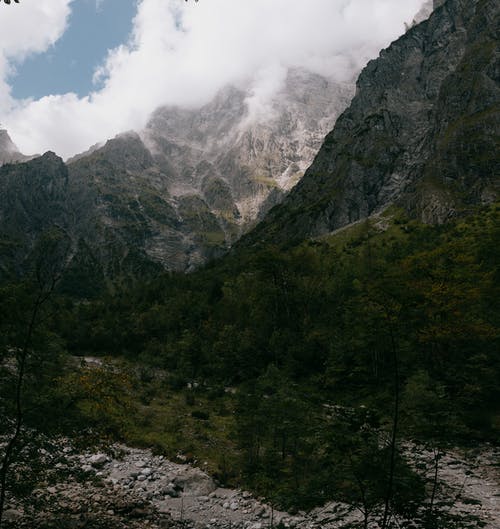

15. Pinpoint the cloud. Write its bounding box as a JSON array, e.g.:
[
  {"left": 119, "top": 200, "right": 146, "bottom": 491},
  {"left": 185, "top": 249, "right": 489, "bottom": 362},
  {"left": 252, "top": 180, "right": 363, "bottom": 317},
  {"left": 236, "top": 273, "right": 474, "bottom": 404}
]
[
  {"left": 0, "top": 0, "right": 72, "bottom": 114},
  {"left": 1, "top": 0, "right": 425, "bottom": 159}
]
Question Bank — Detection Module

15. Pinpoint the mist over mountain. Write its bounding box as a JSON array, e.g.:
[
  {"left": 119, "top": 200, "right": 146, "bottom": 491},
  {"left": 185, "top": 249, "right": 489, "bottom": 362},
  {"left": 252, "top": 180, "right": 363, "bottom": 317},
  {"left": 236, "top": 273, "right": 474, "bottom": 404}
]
[
  {"left": 0, "top": 69, "right": 353, "bottom": 283},
  {"left": 0, "top": 129, "right": 30, "bottom": 166},
  {"left": 141, "top": 69, "right": 353, "bottom": 226},
  {"left": 243, "top": 0, "right": 499, "bottom": 246},
  {"left": 1, "top": 1, "right": 499, "bottom": 528},
  {"left": 1, "top": 0, "right": 425, "bottom": 159},
  {"left": 1, "top": 0, "right": 496, "bottom": 282}
]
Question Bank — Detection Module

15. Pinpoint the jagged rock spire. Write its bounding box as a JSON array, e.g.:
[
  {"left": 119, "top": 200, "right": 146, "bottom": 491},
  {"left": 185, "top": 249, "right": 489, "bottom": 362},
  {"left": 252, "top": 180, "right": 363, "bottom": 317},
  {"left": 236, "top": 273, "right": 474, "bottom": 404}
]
[{"left": 0, "top": 129, "right": 29, "bottom": 165}]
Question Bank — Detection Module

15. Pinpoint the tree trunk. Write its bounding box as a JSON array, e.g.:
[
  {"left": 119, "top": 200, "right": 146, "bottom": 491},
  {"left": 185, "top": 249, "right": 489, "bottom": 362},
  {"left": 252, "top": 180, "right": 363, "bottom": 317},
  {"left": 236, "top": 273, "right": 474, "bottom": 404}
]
[
  {"left": 381, "top": 327, "right": 400, "bottom": 529},
  {"left": 428, "top": 448, "right": 441, "bottom": 518}
]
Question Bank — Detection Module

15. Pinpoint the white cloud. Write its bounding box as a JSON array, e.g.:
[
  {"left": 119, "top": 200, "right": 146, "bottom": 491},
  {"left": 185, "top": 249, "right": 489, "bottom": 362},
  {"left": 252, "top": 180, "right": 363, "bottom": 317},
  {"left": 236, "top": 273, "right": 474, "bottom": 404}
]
[{"left": 1, "top": 0, "right": 425, "bottom": 159}]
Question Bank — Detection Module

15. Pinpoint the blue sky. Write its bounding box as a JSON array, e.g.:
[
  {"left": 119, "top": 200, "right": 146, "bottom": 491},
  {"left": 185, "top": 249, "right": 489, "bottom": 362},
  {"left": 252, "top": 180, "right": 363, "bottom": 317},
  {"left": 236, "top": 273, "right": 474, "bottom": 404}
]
[{"left": 10, "top": 0, "right": 136, "bottom": 99}]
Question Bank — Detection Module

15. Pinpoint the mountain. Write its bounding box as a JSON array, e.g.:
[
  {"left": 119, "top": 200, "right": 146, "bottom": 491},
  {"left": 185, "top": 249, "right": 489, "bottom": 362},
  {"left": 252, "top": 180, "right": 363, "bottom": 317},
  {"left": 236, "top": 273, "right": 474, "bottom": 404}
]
[
  {"left": 0, "top": 129, "right": 31, "bottom": 165},
  {"left": 5, "top": 0, "right": 495, "bottom": 285},
  {"left": 142, "top": 69, "right": 353, "bottom": 227},
  {"left": 0, "top": 152, "right": 69, "bottom": 280},
  {"left": 2, "top": 1, "right": 499, "bottom": 524},
  {"left": 244, "top": 0, "right": 499, "bottom": 246},
  {"left": 0, "top": 70, "right": 353, "bottom": 285},
  {"left": 67, "top": 131, "right": 212, "bottom": 276}
]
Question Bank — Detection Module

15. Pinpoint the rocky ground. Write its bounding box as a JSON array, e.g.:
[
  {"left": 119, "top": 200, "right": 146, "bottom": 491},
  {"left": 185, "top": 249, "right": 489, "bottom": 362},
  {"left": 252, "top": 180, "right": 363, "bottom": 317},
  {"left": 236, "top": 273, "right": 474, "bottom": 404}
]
[
  {"left": 3, "top": 442, "right": 499, "bottom": 528},
  {"left": 406, "top": 444, "right": 500, "bottom": 529}
]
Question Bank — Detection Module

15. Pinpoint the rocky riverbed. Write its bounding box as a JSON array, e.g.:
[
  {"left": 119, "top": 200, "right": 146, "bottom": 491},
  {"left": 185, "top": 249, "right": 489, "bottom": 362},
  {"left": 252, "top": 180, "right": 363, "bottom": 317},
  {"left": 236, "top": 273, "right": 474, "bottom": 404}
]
[
  {"left": 3, "top": 442, "right": 499, "bottom": 528},
  {"left": 406, "top": 444, "right": 500, "bottom": 529},
  {"left": 74, "top": 445, "right": 360, "bottom": 529}
]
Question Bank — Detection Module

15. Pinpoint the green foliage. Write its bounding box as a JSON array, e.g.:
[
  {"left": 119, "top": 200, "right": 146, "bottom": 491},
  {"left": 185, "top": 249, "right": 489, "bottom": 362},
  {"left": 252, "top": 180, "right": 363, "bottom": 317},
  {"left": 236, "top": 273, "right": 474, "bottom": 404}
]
[
  {"left": 4, "top": 203, "right": 497, "bottom": 516},
  {"left": 62, "top": 205, "right": 498, "bottom": 461}
]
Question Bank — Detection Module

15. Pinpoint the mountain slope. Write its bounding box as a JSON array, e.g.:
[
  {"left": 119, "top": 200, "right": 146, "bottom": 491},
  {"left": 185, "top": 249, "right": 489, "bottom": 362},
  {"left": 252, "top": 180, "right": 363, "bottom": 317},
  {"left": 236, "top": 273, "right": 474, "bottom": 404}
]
[
  {"left": 0, "top": 129, "right": 31, "bottom": 165},
  {"left": 0, "top": 71, "right": 353, "bottom": 283},
  {"left": 0, "top": 152, "right": 69, "bottom": 279},
  {"left": 142, "top": 70, "right": 353, "bottom": 226},
  {"left": 244, "top": 0, "right": 499, "bottom": 246}
]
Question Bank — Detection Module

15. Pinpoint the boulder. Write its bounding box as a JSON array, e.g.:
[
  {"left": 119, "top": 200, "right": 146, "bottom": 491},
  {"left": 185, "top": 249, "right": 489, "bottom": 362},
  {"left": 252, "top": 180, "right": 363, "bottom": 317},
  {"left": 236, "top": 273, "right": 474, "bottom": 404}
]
[
  {"left": 89, "top": 453, "right": 109, "bottom": 468},
  {"left": 173, "top": 467, "right": 216, "bottom": 496}
]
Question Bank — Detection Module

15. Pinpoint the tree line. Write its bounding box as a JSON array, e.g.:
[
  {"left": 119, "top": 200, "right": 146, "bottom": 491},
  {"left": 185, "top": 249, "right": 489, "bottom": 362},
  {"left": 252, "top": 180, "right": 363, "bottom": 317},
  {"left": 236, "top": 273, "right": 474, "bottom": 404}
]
[{"left": 1, "top": 204, "right": 498, "bottom": 527}]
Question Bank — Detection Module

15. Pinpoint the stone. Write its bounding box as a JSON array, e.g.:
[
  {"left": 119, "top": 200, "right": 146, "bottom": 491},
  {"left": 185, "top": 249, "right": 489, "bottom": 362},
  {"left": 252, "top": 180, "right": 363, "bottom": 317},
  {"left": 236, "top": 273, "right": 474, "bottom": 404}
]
[
  {"left": 3, "top": 509, "right": 23, "bottom": 522},
  {"left": 89, "top": 454, "right": 108, "bottom": 467},
  {"left": 254, "top": 506, "right": 266, "bottom": 517},
  {"left": 172, "top": 467, "right": 217, "bottom": 496},
  {"left": 162, "top": 482, "right": 179, "bottom": 498}
]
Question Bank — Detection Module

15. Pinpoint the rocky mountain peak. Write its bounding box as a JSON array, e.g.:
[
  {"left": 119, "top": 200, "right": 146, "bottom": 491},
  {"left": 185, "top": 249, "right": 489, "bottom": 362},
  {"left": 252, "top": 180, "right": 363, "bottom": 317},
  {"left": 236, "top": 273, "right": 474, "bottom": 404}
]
[
  {"left": 244, "top": 0, "right": 499, "bottom": 246},
  {"left": 96, "top": 132, "right": 155, "bottom": 173},
  {"left": 142, "top": 68, "right": 354, "bottom": 224},
  {"left": 0, "top": 129, "right": 30, "bottom": 166}
]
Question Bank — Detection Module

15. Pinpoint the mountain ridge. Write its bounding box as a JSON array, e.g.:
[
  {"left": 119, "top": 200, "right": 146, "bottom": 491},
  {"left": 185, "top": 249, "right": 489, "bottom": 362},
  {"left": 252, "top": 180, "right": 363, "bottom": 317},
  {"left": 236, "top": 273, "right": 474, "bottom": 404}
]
[
  {"left": 0, "top": 70, "right": 353, "bottom": 284},
  {"left": 0, "top": 129, "right": 32, "bottom": 166},
  {"left": 241, "top": 0, "right": 499, "bottom": 247}
]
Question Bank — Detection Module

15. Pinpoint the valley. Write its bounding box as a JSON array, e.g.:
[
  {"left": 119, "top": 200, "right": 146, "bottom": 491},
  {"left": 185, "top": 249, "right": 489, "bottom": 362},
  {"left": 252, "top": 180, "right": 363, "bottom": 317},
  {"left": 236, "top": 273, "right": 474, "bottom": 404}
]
[{"left": 0, "top": 0, "right": 498, "bottom": 527}]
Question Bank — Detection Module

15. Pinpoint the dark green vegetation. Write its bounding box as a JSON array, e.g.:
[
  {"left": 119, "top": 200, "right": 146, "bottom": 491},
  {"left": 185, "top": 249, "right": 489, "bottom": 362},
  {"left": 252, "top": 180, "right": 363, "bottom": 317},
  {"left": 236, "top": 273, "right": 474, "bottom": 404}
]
[
  {"left": 68, "top": 204, "right": 499, "bottom": 442},
  {"left": 3, "top": 203, "right": 495, "bottom": 523},
  {"left": 1, "top": 1, "right": 498, "bottom": 525}
]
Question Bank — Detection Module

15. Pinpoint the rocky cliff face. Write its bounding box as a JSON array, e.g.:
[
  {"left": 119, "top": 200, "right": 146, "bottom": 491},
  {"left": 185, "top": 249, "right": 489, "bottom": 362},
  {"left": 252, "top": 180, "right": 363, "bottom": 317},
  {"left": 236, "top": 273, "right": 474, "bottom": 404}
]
[
  {"left": 0, "top": 129, "right": 31, "bottom": 165},
  {"left": 0, "top": 70, "right": 353, "bottom": 284},
  {"left": 244, "top": 0, "right": 499, "bottom": 246},
  {"left": 0, "top": 153, "right": 68, "bottom": 279},
  {"left": 143, "top": 70, "right": 353, "bottom": 227},
  {"left": 0, "top": 144, "right": 176, "bottom": 291}
]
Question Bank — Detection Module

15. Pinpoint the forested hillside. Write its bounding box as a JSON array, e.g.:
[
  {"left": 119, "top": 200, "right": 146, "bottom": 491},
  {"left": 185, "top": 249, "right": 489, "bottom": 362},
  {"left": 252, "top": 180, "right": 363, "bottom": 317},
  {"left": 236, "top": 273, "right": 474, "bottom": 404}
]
[
  {"left": 3, "top": 203, "right": 495, "bottom": 525},
  {"left": 0, "top": 0, "right": 498, "bottom": 526}
]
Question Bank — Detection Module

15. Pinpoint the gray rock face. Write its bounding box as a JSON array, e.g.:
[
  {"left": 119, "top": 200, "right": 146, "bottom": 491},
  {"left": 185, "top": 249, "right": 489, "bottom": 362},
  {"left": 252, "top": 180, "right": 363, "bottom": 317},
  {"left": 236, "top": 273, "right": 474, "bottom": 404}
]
[
  {"left": 143, "top": 69, "right": 353, "bottom": 227},
  {"left": 245, "top": 0, "right": 499, "bottom": 246},
  {"left": 0, "top": 70, "right": 353, "bottom": 281},
  {"left": 0, "top": 129, "right": 31, "bottom": 166}
]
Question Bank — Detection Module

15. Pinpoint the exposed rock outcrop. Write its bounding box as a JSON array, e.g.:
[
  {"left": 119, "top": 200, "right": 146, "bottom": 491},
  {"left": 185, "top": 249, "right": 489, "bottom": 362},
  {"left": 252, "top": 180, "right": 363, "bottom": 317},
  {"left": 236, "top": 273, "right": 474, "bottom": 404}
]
[
  {"left": 0, "top": 129, "right": 31, "bottom": 166},
  {"left": 5, "top": 442, "right": 500, "bottom": 529},
  {"left": 143, "top": 69, "right": 353, "bottom": 226},
  {"left": 0, "top": 70, "right": 353, "bottom": 282},
  {"left": 244, "top": 0, "right": 499, "bottom": 246}
]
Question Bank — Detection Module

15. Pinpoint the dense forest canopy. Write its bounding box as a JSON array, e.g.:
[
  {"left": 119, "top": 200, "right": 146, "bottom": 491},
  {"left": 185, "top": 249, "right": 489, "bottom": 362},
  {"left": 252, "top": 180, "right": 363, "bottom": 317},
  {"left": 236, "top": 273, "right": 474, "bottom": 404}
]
[{"left": 2, "top": 202, "right": 497, "bottom": 525}]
